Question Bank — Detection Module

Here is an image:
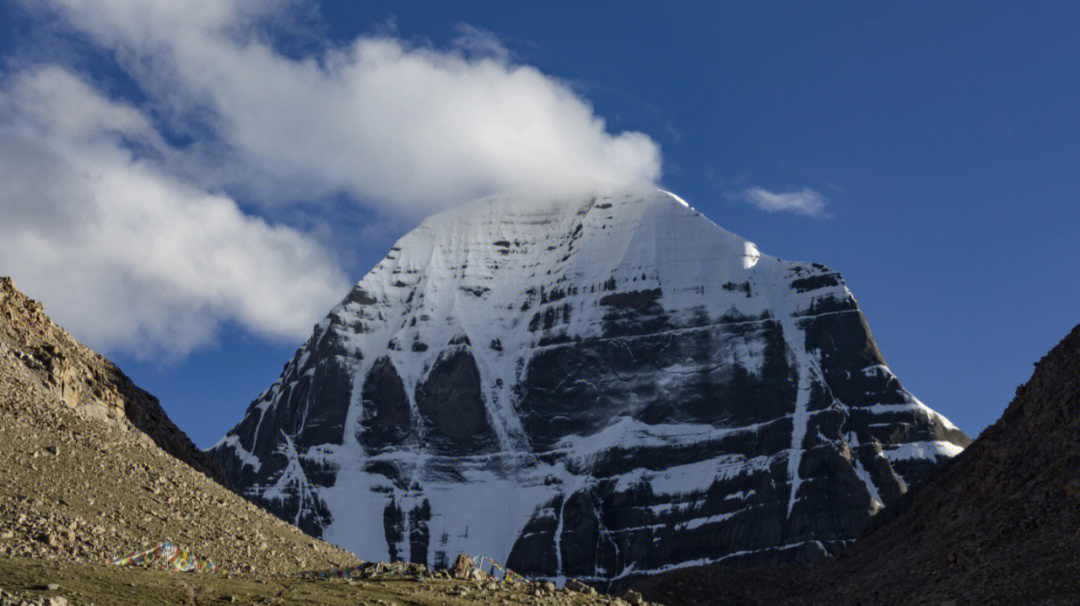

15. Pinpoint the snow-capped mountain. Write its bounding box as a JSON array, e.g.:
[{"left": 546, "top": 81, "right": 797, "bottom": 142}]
[{"left": 209, "top": 187, "right": 969, "bottom": 586}]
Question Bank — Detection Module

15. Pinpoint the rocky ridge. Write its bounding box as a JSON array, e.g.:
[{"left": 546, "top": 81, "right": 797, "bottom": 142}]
[
  {"left": 0, "top": 277, "right": 222, "bottom": 484},
  {"left": 210, "top": 187, "right": 970, "bottom": 587},
  {"left": 635, "top": 324, "right": 1080, "bottom": 605},
  {"left": 0, "top": 277, "right": 359, "bottom": 575}
]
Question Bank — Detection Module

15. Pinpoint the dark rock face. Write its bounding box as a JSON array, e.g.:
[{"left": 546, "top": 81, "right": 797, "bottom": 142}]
[
  {"left": 212, "top": 314, "right": 361, "bottom": 532},
  {"left": 359, "top": 357, "right": 412, "bottom": 449},
  {"left": 415, "top": 350, "right": 498, "bottom": 455},
  {"left": 209, "top": 189, "right": 969, "bottom": 588},
  {"left": 516, "top": 316, "right": 794, "bottom": 449}
]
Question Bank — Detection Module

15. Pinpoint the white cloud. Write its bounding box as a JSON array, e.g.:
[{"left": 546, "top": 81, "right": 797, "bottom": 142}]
[
  {"left": 0, "top": 1, "right": 664, "bottom": 360},
  {"left": 736, "top": 186, "right": 828, "bottom": 217},
  {"left": 0, "top": 68, "right": 350, "bottom": 359},
  {"left": 44, "top": 0, "right": 663, "bottom": 216}
]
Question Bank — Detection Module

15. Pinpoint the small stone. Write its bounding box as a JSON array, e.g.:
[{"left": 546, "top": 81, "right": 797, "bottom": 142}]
[
  {"left": 566, "top": 579, "right": 589, "bottom": 593},
  {"left": 451, "top": 553, "right": 475, "bottom": 579},
  {"left": 1066, "top": 479, "right": 1080, "bottom": 498},
  {"left": 542, "top": 581, "right": 556, "bottom": 594},
  {"left": 622, "top": 589, "right": 645, "bottom": 605}
]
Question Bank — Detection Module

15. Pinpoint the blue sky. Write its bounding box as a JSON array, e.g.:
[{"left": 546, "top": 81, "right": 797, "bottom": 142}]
[{"left": 1, "top": 1, "right": 1078, "bottom": 446}]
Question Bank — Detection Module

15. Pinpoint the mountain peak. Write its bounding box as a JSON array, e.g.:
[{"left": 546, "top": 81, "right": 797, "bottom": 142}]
[{"left": 211, "top": 190, "right": 967, "bottom": 588}]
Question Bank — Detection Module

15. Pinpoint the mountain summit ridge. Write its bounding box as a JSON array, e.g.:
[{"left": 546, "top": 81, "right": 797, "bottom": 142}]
[{"left": 210, "top": 187, "right": 968, "bottom": 586}]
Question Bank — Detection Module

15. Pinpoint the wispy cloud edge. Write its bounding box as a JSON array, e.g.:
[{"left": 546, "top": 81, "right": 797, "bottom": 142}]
[{"left": 735, "top": 186, "right": 829, "bottom": 218}]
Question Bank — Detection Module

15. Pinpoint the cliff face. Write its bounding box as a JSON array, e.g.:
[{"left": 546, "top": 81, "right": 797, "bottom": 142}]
[{"left": 210, "top": 188, "right": 968, "bottom": 586}]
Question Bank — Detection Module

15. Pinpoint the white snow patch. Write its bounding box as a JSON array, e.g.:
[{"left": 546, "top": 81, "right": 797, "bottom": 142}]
[
  {"left": 881, "top": 440, "right": 964, "bottom": 462},
  {"left": 211, "top": 434, "right": 261, "bottom": 472},
  {"left": 660, "top": 189, "right": 691, "bottom": 208},
  {"left": 860, "top": 364, "right": 890, "bottom": 377},
  {"left": 683, "top": 511, "right": 736, "bottom": 530},
  {"left": 613, "top": 453, "right": 775, "bottom": 495},
  {"left": 866, "top": 399, "right": 962, "bottom": 433},
  {"left": 851, "top": 458, "right": 884, "bottom": 511},
  {"left": 551, "top": 417, "right": 760, "bottom": 462},
  {"left": 723, "top": 489, "right": 755, "bottom": 501}
]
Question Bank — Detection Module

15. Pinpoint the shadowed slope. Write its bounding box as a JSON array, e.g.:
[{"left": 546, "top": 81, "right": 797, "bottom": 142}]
[{"left": 635, "top": 324, "right": 1080, "bottom": 605}]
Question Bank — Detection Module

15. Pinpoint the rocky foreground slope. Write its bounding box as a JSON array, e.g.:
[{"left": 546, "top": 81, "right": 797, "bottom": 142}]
[
  {"left": 211, "top": 187, "right": 969, "bottom": 586},
  {"left": 0, "top": 555, "right": 657, "bottom": 606},
  {"left": 0, "top": 277, "right": 358, "bottom": 574},
  {"left": 0, "top": 277, "right": 222, "bottom": 485},
  {"left": 635, "top": 324, "right": 1080, "bottom": 605}
]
